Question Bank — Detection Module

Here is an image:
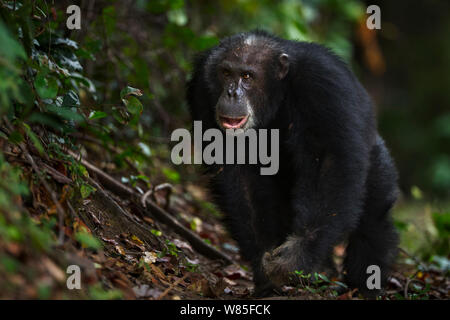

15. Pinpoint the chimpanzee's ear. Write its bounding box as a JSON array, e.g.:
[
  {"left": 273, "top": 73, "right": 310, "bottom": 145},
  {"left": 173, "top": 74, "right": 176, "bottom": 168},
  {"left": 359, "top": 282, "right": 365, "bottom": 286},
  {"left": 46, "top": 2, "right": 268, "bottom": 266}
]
[{"left": 278, "top": 53, "right": 289, "bottom": 79}]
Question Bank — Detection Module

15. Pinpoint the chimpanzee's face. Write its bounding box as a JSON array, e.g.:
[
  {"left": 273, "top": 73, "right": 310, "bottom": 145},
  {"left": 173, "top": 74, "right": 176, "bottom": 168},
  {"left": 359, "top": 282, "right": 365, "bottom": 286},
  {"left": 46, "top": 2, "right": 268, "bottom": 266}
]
[{"left": 213, "top": 43, "right": 289, "bottom": 131}]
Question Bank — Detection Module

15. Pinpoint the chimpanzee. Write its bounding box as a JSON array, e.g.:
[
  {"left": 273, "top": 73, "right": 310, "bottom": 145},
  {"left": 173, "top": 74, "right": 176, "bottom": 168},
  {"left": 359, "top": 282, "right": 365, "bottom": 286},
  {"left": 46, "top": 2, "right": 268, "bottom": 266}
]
[{"left": 187, "top": 30, "right": 399, "bottom": 297}]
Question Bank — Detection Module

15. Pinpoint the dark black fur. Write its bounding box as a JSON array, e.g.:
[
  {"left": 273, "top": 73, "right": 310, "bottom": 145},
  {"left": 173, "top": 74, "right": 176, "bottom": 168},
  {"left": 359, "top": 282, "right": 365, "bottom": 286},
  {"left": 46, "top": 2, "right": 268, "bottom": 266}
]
[{"left": 187, "top": 31, "right": 399, "bottom": 297}]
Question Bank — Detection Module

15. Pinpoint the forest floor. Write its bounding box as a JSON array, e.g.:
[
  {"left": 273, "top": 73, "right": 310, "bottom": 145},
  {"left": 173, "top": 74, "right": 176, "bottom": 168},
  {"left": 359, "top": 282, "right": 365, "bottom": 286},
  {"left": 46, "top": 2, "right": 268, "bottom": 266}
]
[{"left": 0, "top": 136, "right": 448, "bottom": 300}]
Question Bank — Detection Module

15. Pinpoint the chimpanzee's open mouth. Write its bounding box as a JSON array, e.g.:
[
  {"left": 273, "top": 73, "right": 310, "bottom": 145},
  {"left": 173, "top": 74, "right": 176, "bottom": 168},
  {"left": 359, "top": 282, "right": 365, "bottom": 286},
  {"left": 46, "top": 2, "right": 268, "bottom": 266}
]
[{"left": 219, "top": 115, "right": 249, "bottom": 129}]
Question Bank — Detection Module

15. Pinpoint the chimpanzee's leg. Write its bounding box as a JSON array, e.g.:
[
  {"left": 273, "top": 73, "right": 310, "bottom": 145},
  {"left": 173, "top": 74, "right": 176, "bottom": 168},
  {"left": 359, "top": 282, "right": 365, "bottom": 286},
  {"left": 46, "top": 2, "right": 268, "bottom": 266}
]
[
  {"left": 211, "top": 165, "right": 289, "bottom": 296},
  {"left": 344, "top": 137, "right": 399, "bottom": 297}
]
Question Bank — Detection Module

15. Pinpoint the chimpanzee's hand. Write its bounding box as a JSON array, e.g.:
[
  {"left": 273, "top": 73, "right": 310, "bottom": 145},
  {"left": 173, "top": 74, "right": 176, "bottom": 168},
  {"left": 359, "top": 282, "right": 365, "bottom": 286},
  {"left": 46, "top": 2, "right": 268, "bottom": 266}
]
[{"left": 261, "top": 236, "right": 306, "bottom": 287}]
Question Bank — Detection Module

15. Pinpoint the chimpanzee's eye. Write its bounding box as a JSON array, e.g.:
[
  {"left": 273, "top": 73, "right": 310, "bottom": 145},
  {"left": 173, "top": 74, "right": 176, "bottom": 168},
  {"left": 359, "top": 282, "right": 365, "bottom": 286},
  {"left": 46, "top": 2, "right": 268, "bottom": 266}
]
[
  {"left": 242, "top": 72, "right": 251, "bottom": 80},
  {"left": 223, "top": 69, "right": 231, "bottom": 77}
]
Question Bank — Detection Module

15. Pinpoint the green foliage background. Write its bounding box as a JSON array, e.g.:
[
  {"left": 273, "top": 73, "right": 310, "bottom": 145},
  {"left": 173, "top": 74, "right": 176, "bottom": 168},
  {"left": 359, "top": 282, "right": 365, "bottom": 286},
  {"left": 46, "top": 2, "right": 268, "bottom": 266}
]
[{"left": 0, "top": 0, "right": 448, "bottom": 294}]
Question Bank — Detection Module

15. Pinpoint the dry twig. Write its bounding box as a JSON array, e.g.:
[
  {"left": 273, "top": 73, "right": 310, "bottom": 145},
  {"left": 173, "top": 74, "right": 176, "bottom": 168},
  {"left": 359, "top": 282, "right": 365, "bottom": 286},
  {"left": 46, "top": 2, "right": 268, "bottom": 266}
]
[{"left": 156, "top": 272, "right": 190, "bottom": 300}]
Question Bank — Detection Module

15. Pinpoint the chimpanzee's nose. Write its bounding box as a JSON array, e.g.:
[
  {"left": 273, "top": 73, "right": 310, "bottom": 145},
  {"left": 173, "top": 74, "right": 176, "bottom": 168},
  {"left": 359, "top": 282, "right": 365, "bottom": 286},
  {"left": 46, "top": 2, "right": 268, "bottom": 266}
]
[{"left": 227, "top": 83, "right": 238, "bottom": 98}]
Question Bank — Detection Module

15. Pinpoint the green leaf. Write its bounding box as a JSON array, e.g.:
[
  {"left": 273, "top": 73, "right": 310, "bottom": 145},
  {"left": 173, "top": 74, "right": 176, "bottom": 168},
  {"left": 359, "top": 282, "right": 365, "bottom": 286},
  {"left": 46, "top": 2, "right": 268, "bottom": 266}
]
[
  {"left": 8, "top": 131, "right": 24, "bottom": 144},
  {"left": 80, "top": 183, "right": 96, "bottom": 199},
  {"left": 123, "top": 96, "right": 143, "bottom": 115},
  {"left": 151, "top": 229, "right": 162, "bottom": 236},
  {"left": 111, "top": 106, "right": 130, "bottom": 124},
  {"left": 167, "top": 9, "right": 188, "bottom": 26},
  {"left": 89, "top": 284, "right": 123, "bottom": 300},
  {"left": 34, "top": 72, "right": 58, "bottom": 99},
  {"left": 138, "top": 142, "right": 152, "bottom": 156},
  {"left": 53, "top": 38, "right": 79, "bottom": 49},
  {"left": 102, "top": 6, "right": 117, "bottom": 37},
  {"left": 333, "top": 281, "right": 348, "bottom": 288},
  {"left": 432, "top": 212, "right": 450, "bottom": 238},
  {"left": 120, "top": 86, "right": 143, "bottom": 100},
  {"left": 411, "top": 185, "right": 423, "bottom": 200},
  {"left": 46, "top": 105, "right": 84, "bottom": 123},
  {"left": 28, "top": 112, "right": 68, "bottom": 131},
  {"left": 317, "top": 273, "right": 330, "bottom": 283},
  {"left": 1, "top": 256, "right": 20, "bottom": 273},
  {"left": 61, "top": 90, "right": 80, "bottom": 108},
  {"left": 22, "top": 123, "right": 44, "bottom": 155},
  {"left": 88, "top": 111, "right": 108, "bottom": 120},
  {"left": 75, "top": 231, "right": 102, "bottom": 250},
  {"left": 78, "top": 164, "right": 89, "bottom": 178},
  {"left": 162, "top": 167, "right": 180, "bottom": 183},
  {"left": 15, "top": 78, "right": 34, "bottom": 107},
  {"left": 0, "top": 21, "right": 26, "bottom": 60}
]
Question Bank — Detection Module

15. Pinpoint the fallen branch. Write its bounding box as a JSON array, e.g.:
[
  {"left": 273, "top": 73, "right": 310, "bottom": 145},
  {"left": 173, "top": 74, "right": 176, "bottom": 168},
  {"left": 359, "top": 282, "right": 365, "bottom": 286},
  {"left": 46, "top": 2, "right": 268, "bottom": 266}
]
[
  {"left": 141, "top": 182, "right": 173, "bottom": 210},
  {"left": 68, "top": 150, "right": 234, "bottom": 265}
]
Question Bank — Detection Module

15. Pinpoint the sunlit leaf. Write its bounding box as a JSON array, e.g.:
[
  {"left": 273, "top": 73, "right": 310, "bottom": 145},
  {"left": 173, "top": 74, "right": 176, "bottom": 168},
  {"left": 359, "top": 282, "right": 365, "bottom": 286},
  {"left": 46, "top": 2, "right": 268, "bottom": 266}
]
[
  {"left": 75, "top": 231, "right": 102, "bottom": 250},
  {"left": 120, "top": 86, "right": 143, "bottom": 100},
  {"left": 89, "top": 111, "right": 108, "bottom": 120},
  {"left": 162, "top": 167, "right": 180, "bottom": 183},
  {"left": 80, "top": 183, "right": 96, "bottom": 198}
]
